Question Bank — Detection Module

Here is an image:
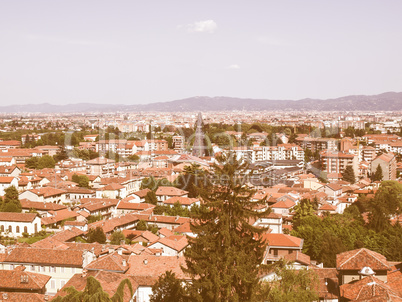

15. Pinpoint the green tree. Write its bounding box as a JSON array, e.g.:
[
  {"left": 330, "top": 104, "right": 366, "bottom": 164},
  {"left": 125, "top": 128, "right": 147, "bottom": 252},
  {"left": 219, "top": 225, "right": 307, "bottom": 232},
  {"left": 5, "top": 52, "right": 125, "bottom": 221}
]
[
  {"left": 87, "top": 226, "right": 106, "bottom": 244},
  {"left": 291, "top": 199, "right": 315, "bottom": 229},
  {"left": 53, "top": 276, "right": 133, "bottom": 302},
  {"left": 342, "top": 165, "right": 356, "bottom": 184},
  {"left": 72, "top": 174, "right": 90, "bottom": 188},
  {"left": 150, "top": 271, "right": 187, "bottom": 302},
  {"left": 136, "top": 220, "right": 147, "bottom": 231},
  {"left": 25, "top": 157, "right": 39, "bottom": 169},
  {"left": 144, "top": 191, "right": 158, "bottom": 205},
  {"left": 37, "top": 155, "right": 56, "bottom": 169},
  {"left": 110, "top": 231, "right": 125, "bottom": 245},
  {"left": 372, "top": 164, "right": 383, "bottom": 182},
  {"left": 1, "top": 186, "right": 22, "bottom": 213},
  {"left": 368, "top": 180, "right": 402, "bottom": 232},
  {"left": 175, "top": 163, "right": 206, "bottom": 198},
  {"left": 258, "top": 261, "right": 319, "bottom": 302},
  {"left": 183, "top": 154, "right": 270, "bottom": 301}
]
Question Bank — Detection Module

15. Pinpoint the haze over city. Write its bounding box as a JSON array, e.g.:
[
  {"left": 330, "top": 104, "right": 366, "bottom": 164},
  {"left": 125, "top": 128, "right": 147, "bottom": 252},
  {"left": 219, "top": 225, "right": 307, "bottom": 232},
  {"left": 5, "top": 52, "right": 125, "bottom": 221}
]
[{"left": 2, "top": 0, "right": 402, "bottom": 105}]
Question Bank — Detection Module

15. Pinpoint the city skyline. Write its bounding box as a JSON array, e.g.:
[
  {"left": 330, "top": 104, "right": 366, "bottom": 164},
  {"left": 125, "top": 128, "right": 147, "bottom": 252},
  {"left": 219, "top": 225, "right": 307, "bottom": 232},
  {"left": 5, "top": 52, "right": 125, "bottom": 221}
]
[{"left": 2, "top": 0, "right": 402, "bottom": 105}]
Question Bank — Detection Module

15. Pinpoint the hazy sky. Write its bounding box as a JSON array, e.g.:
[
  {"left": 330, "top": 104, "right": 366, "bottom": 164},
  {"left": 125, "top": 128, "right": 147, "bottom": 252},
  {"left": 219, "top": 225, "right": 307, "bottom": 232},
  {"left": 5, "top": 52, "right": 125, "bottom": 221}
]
[{"left": 1, "top": 0, "right": 402, "bottom": 105}]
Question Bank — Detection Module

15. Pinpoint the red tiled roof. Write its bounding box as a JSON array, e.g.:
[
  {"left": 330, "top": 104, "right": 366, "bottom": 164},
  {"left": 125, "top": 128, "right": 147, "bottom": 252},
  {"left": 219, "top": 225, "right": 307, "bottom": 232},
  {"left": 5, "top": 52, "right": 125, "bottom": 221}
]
[
  {"left": 336, "top": 248, "right": 390, "bottom": 271},
  {"left": 85, "top": 252, "right": 130, "bottom": 273},
  {"left": 262, "top": 233, "right": 303, "bottom": 248},
  {"left": 340, "top": 275, "right": 401, "bottom": 301},
  {"left": 3, "top": 247, "right": 84, "bottom": 267},
  {"left": 0, "top": 268, "right": 50, "bottom": 291},
  {"left": 126, "top": 255, "right": 188, "bottom": 279},
  {"left": 0, "top": 212, "right": 37, "bottom": 222},
  {"left": 0, "top": 292, "right": 44, "bottom": 302},
  {"left": 155, "top": 186, "right": 188, "bottom": 196}
]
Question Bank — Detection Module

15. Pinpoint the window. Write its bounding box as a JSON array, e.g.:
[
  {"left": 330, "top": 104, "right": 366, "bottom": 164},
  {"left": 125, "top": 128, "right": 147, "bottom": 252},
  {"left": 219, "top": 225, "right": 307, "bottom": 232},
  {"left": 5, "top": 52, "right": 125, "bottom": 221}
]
[
  {"left": 60, "top": 280, "right": 66, "bottom": 288},
  {"left": 51, "top": 280, "right": 56, "bottom": 289},
  {"left": 30, "top": 265, "right": 35, "bottom": 272},
  {"left": 10, "top": 264, "right": 14, "bottom": 270},
  {"left": 16, "top": 226, "right": 20, "bottom": 233},
  {"left": 60, "top": 267, "right": 64, "bottom": 273},
  {"left": 40, "top": 266, "right": 45, "bottom": 272},
  {"left": 50, "top": 266, "right": 56, "bottom": 273},
  {"left": 8, "top": 226, "right": 12, "bottom": 232},
  {"left": 274, "top": 249, "right": 278, "bottom": 257},
  {"left": 71, "top": 268, "right": 75, "bottom": 274},
  {"left": 0, "top": 225, "right": 4, "bottom": 232},
  {"left": 24, "top": 226, "right": 28, "bottom": 233}
]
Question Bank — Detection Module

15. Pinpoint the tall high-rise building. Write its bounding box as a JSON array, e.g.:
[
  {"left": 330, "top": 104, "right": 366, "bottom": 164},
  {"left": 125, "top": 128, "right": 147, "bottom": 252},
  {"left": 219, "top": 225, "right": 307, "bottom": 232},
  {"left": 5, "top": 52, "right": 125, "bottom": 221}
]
[{"left": 192, "top": 112, "right": 207, "bottom": 157}]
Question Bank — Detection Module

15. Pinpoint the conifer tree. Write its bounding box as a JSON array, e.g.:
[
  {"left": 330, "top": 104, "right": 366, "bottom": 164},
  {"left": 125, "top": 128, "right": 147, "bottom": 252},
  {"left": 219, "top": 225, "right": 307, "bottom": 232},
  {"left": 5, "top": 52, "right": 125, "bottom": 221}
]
[
  {"left": 342, "top": 165, "right": 356, "bottom": 184},
  {"left": 183, "top": 153, "right": 270, "bottom": 301},
  {"left": 1, "top": 186, "right": 22, "bottom": 213},
  {"left": 372, "top": 164, "right": 383, "bottom": 182}
]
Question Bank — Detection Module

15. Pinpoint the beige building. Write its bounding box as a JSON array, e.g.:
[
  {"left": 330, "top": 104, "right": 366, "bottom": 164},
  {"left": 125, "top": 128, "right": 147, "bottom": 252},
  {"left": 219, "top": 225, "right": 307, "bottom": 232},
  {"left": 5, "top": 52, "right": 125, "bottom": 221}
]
[{"left": 370, "top": 152, "right": 396, "bottom": 180}]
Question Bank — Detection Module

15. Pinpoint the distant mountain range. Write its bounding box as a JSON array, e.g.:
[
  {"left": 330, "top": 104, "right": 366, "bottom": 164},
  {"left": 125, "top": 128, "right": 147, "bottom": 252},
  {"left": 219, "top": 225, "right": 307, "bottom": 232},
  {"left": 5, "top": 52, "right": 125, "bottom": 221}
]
[{"left": 1, "top": 92, "right": 402, "bottom": 113}]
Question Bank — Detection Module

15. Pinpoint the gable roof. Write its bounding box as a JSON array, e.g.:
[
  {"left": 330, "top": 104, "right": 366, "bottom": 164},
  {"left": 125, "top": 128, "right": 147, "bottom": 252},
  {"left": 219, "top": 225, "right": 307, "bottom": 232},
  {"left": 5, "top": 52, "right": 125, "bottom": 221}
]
[
  {"left": 3, "top": 247, "right": 84, "bottom": 267},
  {"left": 262, "top": 233, "right": 303, "bottom": 249},
  {"left": 340, "top": 275, "right": 402, "bottom": 301},
  {"left": 336, "top": 248, "right": 390, "bottom": 271},
  {"left": 155, "top": 186, "right": 188, "bottom": 196},
  {"left": 0, "top": 268, "right": 51, "bottom": 291},
  {"left": 0, "top": 212, "right": 38, "bottom": 223},
  {"left": 85, "top": 252, "right": 129, "bottom": 273}
]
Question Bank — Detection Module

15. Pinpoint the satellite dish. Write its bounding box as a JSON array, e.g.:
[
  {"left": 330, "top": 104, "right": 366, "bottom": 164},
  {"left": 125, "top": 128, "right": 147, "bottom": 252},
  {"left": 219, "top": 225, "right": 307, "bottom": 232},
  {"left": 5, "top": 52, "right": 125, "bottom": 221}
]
[{"left": 359, "top": 266, "right": 375, "bottom": 276}]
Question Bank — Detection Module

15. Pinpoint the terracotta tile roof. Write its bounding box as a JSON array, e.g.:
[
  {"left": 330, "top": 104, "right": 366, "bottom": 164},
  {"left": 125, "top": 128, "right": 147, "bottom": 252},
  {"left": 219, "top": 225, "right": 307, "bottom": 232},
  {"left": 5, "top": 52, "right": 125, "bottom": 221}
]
[
  {"left": 163, "top": 196, "right": 200, "bottom": 206},
  {"left": 155, "top": 186, "right": 188, "bottom": 196},
  {"left": 77, "top": 199, "right": 119, "bottom": 212},
  {"left": 312, "top": 268, "right": 339, "bottom": 299},
  {"left": 262, "top": 233, "right": 303, "bottom": 248},
  {"left": 53, "top": 270, "right": 139, "bottom": 302},
  {"left": 41, "top": 209, "right": 79, "bottom": 225},
  {"left": 340, "top": 275, "right": 402, "bottom": 301},
  {"left": 3, "top": 247, "right": 84, "bottom": 267},
  {"left": 336, "top": 248, "right": 390, "bottom": 271},
  {"left": 149, "top": 236, "right": 188, "bottom": 252},
  {"left": 26, "top": 187, "right": 66, "bottom": 198},
  {"left": 271, "top": 199, "right": 295, "bottom": 209},
  {"left": 319, "top": 204, "right": 337, "bottom": 211},
  {"left": 85, "top": 252, "right": 130, "bottom": 273},
  {"left": 30, "top": 236, "right": 69, "bottom": 249},
  {"left": 0, "top": 268, "right": 50, "bottom": 291},
  {"left": 282, "top": 251, "right": 311, "bottom": 265},
  {"left": 51, "top": 227, "right": 84, "bottom": 242},
  {"left": 20, "top": 199, "right": 67, "bottom": 211},
  {"left": 0, "top": 176, "right": 15, "bottom": 183},
  {"left": 158, "top": 228, "right": 174, "bottom": 238},
  {"left": 0, "top": 212, "right": 37, "bottom": 222},
  {"left": 173, "top": 222, "right": 192, "bottom": 234},
  {"left": 0, "top": 292, "right": 44, "bottom": 302},
  {"left": 132, "top": 188, "right": 151, "bottom": 198},
  {"left": 126, "top": 255, "right": 188, "bottom": 279},
  {"left": 116, "top": 202, "right": 155, "bottom": 211},
  {"left": 102, "top": 183, "right": 125, "bottom": 191}
]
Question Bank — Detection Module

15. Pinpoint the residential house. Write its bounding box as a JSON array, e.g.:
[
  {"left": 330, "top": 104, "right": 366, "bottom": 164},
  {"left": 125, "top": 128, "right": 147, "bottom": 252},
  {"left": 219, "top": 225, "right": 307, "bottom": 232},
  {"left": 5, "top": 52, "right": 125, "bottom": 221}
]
[
  {"left": 0, "top": 213, "right": 41, "bottom": 236},
  {"left": 0, "top": 176, "right": 18, "bottom": 196},
  {"left": 370, "top": 152, "right": 397, "bottom": 180}
]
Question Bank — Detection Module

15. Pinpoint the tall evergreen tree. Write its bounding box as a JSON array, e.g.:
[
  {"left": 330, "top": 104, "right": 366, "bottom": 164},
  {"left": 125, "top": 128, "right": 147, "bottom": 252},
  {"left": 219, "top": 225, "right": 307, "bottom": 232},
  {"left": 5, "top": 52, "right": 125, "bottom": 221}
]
[
  {"left": 372, "top": 164, "right": 384, "bottom": 181},
  {"left": 1, "top": 186, "right": 22, "bottom": 212},
  {"left": 342, "top": 165, "right": 356, "bottom": 184},
  {"left": 183, "top": 153, "right": 270, "bottom": 301}
]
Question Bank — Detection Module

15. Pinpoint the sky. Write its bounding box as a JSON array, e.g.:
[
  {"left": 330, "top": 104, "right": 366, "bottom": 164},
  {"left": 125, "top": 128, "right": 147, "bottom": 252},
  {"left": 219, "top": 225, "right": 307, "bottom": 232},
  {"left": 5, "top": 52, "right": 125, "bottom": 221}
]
[{"left": 1, "top": 0, "right": 402, "bottom": 105}]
